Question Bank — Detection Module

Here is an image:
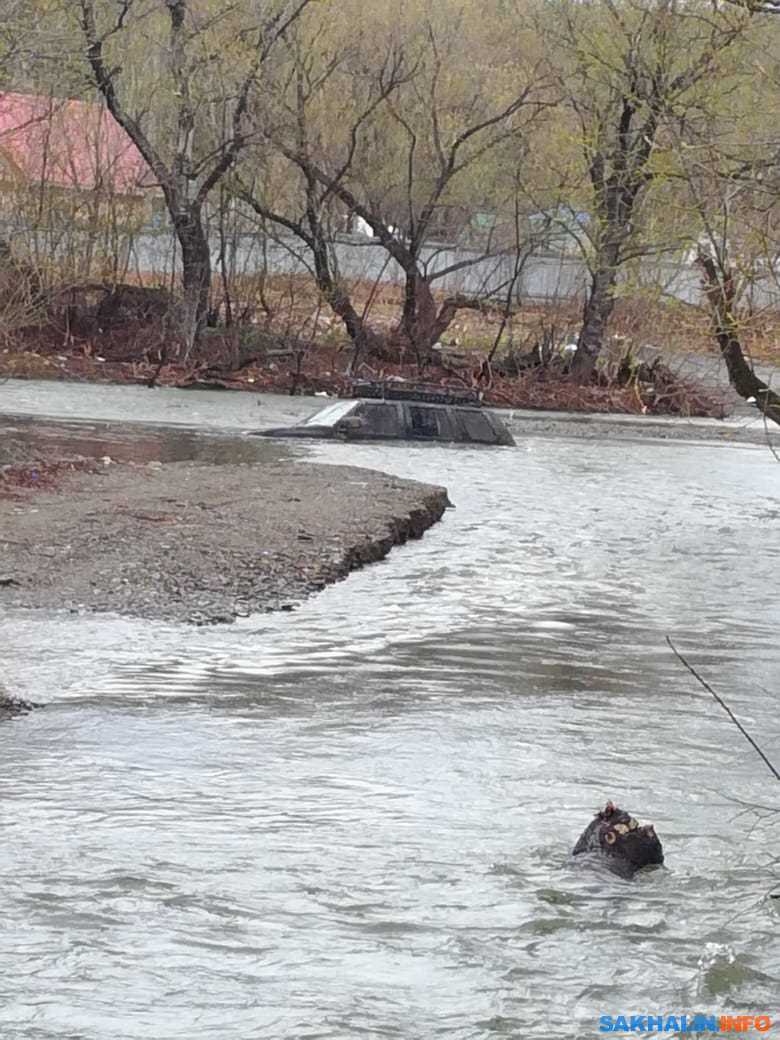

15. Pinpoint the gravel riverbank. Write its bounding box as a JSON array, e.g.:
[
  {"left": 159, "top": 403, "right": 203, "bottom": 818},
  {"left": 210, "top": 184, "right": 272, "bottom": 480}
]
[{"left": 0, "top": 459, "right": 449, "bottom": 624}]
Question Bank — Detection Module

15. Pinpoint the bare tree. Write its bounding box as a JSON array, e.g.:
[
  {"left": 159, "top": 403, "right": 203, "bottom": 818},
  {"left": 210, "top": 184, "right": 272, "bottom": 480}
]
[
  {"left": 667, "top": 67, "right": 780, "bottom": 425},
  {"left": 539, "top": 0, "right": 751, "bottom": 380},
  {"left": 239, "top": 11, "right": 550, "bottom": 367},
  {"left": 696, "top": 251, "right": 780, "bottom": 425},
  {"left": 235, "top": 29, "right": 412, "bottom": 365},
  {"left": 77, "top": 0, "right": 315, "bottom": 354}
]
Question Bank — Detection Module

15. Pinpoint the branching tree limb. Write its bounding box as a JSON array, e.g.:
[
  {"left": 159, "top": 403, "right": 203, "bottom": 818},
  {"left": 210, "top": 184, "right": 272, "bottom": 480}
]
[
  {"left": 542, "top": 1, "right": 751, "bottom": 380},
  {"left": 78, "top": 0, "right": 315, "bottom": 355},
  {"left": 696, "top": 250, "right": 780, "bottom": 426},
  {"left": 254, "top": 17, "right": 550, "bottom": 368}
]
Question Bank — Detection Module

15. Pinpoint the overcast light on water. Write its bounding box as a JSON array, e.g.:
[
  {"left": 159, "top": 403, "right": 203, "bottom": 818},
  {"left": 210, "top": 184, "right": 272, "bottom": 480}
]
[{"left": 1, "top": 384, "right": 778, "bottom": 1039}]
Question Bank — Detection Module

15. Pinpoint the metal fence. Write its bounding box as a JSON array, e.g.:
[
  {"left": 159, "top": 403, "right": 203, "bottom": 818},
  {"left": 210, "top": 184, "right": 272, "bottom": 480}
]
[
  {"left": 9, "top": 221, "right": 780, "bottom": 310},
  {"left": 124, "top": 230, "right": 780, "bottom": 309}
]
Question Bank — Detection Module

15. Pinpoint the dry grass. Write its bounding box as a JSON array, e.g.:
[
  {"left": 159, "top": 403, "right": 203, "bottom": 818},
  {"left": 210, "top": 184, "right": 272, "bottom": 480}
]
[
  {"left": 0, "top": 270, "right": 767, "bottom": 418},
  {"left": 221, "top": 271, "right": 780, "bottom": 358}
]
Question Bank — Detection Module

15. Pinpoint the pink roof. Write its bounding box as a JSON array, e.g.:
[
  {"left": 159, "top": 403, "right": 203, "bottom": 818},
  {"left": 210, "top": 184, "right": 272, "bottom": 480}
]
[{"left": 0, "top": 92, "right": 154, "bottom": 195}]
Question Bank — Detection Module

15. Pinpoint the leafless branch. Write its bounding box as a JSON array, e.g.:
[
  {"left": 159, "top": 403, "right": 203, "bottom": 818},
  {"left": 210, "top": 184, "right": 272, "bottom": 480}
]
[{"left": 666, "top": 636, "right": 780, "bottom": 782}]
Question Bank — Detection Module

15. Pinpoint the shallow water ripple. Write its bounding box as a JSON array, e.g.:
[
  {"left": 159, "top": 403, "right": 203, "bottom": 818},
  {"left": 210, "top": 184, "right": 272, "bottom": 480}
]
[{"left": 2, "top": 431, "right": 779, "bottom": 1038}]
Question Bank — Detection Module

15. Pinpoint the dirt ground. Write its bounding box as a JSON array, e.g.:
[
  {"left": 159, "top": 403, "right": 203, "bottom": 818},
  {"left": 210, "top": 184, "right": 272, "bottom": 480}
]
[{"left": 0, "top": 458, "right": 449, "bottom": 624}]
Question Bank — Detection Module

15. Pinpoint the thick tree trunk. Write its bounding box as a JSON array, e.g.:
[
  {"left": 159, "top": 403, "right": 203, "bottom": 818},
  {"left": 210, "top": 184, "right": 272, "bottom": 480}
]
[
  {"left": 398, "top": 266, "right": 491, "bottom": 367},
  {"left": 698, "top": 253, "right": 780, "bottom": 427},
  {"left": 399, "top": 268, "right": 444, "bottom": 367},
  {"left": 174, "top": 210, "right": 211, "bottom": 359},
  {"left": 572, "top": 241, "right": 622, "bottom": 380}
]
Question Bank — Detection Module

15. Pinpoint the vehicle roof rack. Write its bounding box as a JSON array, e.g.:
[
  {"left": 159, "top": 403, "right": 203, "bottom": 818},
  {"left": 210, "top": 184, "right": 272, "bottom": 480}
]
[{"left": 349, "top": 379, "right": 482, "bottom": 407}]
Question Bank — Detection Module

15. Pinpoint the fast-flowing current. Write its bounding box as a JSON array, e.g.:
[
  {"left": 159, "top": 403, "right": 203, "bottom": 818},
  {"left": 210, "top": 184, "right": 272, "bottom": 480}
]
[{"left": 1, "top": 382, "right": 778, "bottom": 1039}]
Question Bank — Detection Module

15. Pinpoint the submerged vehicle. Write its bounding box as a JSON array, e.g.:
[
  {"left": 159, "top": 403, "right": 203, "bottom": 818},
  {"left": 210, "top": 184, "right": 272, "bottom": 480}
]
[{"left": 256, "top": 381, "right": 515, "bottom": 447}]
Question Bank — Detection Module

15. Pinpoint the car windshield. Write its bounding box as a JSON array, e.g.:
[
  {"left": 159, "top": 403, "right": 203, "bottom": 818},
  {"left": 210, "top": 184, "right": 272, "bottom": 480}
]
[{"left": 301, "top": 401, "right": 356, "bottom": 427}]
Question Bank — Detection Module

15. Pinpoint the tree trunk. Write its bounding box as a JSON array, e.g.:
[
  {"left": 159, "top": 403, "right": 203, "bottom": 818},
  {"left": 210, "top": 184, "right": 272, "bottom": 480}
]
[
  {"left": 175, "top": 210, "right": 211, "bottom": 359},
  {"left": 698, "top": 253, "right": 780, "bottom": 427},
  {"left": 572, "top": 241, "right": 622, "bottom": 380},
  {"left": 399, "top": 268, "right": 442, "bottom": 367},
  {"left": 310, "top": 236, "right": 371, "bottom": 349}
]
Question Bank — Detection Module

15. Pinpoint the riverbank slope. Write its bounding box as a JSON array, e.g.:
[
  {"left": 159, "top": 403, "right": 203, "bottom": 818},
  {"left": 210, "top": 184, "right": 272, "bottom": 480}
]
[{"left": 0, "top": 459, "right": 449, "bottom": 624}]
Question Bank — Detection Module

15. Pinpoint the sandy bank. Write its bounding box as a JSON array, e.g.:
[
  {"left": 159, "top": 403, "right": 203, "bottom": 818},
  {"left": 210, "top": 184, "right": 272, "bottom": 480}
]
[{"left": 0, "top": 459, "right": 449, "bottom": 624}]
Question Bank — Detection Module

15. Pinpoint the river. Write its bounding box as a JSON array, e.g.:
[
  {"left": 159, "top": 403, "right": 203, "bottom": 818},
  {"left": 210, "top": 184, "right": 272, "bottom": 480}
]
[{"left": 1, "top": 381, "right": 778, "bottom": 1038}]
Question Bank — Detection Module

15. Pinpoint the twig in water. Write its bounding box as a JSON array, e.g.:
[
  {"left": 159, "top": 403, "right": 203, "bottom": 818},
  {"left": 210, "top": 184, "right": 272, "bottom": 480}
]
[{"left": 666, "top": 636, "right": 780, "bottom": 782}]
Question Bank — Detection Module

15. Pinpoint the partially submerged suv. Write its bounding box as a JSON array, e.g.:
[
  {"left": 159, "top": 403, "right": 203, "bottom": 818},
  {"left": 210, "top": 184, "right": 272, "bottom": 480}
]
[{"left": 256, "top": 382, "right": 515, "bottom": 447}]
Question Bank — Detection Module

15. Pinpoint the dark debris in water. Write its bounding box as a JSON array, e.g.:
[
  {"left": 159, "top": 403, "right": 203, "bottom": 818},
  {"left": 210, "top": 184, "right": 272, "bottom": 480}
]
[{"left": 0, "top": 693, "right": 37, "bottom": 719}]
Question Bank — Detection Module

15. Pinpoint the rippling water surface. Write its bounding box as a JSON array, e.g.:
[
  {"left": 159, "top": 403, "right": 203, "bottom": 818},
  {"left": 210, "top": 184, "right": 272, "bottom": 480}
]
[{"left": 2, "top": 390, "right": 779, "bottom": 1039}]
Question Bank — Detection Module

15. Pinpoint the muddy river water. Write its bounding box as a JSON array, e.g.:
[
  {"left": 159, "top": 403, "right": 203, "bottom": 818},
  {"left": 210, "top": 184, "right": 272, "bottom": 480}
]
[{"left": 1, "top": 381, "right": 779, "bottom": 1038}]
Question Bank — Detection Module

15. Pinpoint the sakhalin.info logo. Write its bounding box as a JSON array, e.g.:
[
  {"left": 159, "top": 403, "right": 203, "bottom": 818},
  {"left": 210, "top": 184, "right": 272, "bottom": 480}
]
[{"left": 598, "top": 1014, "right": 773, "bottom": 1033}]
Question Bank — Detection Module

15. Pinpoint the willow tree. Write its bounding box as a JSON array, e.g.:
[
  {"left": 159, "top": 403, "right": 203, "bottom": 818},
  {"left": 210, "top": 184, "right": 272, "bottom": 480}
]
[
  {"left": 239, "top": 0, "right": 552, "bottom": 366},
  {"left": 666, "top": 8, "right": 780, "bottom": 425},
  {"left": 535, "top": 0, "right": 752, "bottom": 379},
  {"left": 234, "top": 12, "right": 413, "bottom": 363},
  {"left": 76, "top": 0, "right": 316, "bottom": 354}
]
